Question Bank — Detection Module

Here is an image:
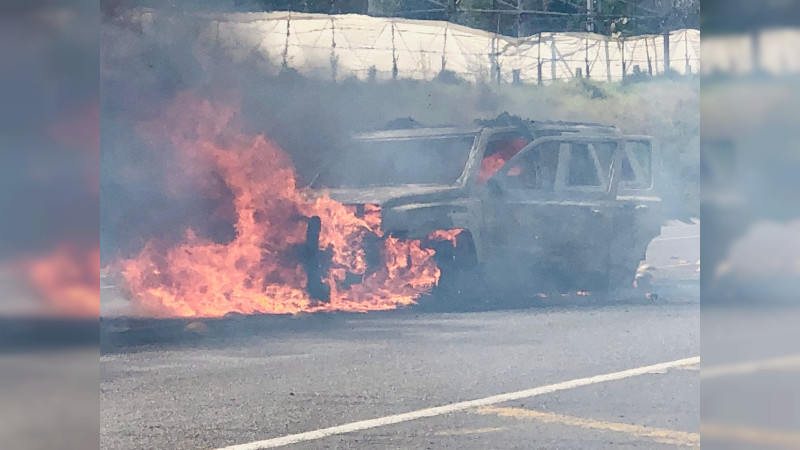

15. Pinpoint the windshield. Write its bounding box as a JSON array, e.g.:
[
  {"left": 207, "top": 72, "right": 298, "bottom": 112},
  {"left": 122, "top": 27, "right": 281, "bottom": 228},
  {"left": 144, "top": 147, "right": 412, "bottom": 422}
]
[{"left": 316, "top": 135, "right": 476, "bottom": 188}]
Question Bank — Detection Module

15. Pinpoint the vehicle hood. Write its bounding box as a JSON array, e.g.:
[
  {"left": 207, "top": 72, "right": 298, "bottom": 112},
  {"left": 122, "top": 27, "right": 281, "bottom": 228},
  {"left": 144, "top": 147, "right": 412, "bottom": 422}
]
[{"left": 311, "top": 185, "right": 463, "bottom": 205}]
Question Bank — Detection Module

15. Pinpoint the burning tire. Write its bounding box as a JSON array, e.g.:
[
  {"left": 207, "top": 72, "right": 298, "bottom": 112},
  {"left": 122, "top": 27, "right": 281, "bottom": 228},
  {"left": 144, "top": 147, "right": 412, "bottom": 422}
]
[
  {"left": 301, "top": 216, "right": 331, "bottom": 304},
  {"left": 421, "top": 230, "right": 481, "bottom": 308}
]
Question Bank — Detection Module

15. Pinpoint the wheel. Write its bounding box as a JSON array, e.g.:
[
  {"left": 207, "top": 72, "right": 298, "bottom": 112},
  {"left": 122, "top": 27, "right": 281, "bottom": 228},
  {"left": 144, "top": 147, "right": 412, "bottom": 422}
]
[{"left": 419, "top": 231, "right": 483, "bottom": 310}]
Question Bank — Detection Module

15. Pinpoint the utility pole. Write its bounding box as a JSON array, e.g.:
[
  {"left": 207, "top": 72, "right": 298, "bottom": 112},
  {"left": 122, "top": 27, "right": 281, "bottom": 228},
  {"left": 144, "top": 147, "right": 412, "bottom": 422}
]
[
  {"left": 596, "top": 0, "right": 602, "bottom": 31},
  {"left": 448, "top": 0, "right": 457, "bottom": 22},
  {"left": 517, "top": 0, "right": 524, "bottom": 37},
  {"left": 663, "top": 0, "right": 673, "bottom": 74},
  {"left": 586, "top": 0, "right": 594, "bottom": 32}
]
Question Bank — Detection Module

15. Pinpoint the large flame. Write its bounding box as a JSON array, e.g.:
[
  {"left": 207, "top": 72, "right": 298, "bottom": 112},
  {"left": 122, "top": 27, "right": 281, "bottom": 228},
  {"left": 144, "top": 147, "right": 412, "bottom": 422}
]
[
  {"left": 22, "top": 242, "right": 101, "bottom": 317},
  {"left": 118, "top": 93, "right": 441, "bottom": 318}
]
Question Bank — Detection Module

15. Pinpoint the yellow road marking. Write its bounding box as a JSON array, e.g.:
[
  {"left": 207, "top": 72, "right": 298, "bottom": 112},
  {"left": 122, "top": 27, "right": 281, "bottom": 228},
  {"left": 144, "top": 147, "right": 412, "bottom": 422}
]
[
  {"left": 702, "top": 423, "right": 800, "bottom": 448},
  {"left": 476, "top": 406, "right": 699, "bottom": 447},
  {"left": 702, "top": 354, "right": 800, "bottom": 379},
  {"left": 674, "top": 363, "right": 700, "bottom": 371},
  {"left": 435, "top": 427, "right": 507, "bottom": 436},
  {"left": 215, "top": 356, "right": 699, "bottom": 450}
]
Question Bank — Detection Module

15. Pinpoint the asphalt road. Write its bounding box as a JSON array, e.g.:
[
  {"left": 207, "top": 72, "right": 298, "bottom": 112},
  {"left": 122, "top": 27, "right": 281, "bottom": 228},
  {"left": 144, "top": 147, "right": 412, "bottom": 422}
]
[{"left": 101, "top": 220, "right": 700, "bottom": 450}]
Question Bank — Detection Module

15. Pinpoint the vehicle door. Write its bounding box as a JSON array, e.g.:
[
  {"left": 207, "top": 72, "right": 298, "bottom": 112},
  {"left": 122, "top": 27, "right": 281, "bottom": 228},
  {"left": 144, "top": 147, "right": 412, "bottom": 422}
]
[{"left": 478, "top": 135, "right": 624, "bottom": 289}]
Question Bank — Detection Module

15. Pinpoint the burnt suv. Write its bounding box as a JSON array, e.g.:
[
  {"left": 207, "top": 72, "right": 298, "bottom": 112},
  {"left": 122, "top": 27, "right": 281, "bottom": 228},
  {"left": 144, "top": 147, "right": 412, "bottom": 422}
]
[{"left": 313, "top": 119, "right": 660, "bottom": 295}]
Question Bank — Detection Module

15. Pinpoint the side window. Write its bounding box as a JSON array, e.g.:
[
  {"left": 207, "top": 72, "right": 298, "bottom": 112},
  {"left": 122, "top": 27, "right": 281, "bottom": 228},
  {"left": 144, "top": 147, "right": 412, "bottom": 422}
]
[
  {"left": 490, "top": 143, "right": 559, "bottom": 191},
  {"left": 592, "top": 142, "right": 615, "bottom": 176},
  {"left": 622, "top": 155, "right": 636, "bottom": 181},
  {"left": 478, "top": 137, "right": 529, "bottom": 184},
  {"left": 620, "top": 140, "right": 653, "bottom": 189},
  {"left": 536, "top": 143, "right": 559, "bottom": 190},
  {"left": 566, "top": 144, "right": 601, "bottom": 186}
]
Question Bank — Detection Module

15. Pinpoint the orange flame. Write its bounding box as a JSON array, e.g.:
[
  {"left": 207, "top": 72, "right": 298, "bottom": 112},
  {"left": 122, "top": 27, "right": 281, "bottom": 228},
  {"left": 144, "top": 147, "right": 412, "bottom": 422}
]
[
  {"left": 24, "top": 242, "right": 100, "bottom": 317},
  {"left": 117, "top": 93, "right": 441, "bottom": 318},
  {"left": 477, "top": 138, "right": 528, "bottom": 183},
  {"left": 427, "top": 229, "right": 463, "bottom": 246}
]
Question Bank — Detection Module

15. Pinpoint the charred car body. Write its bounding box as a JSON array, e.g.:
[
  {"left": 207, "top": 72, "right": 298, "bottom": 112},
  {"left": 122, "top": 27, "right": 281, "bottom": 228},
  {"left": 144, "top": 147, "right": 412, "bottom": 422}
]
[{"left": 312, "top": 119, "right": 661, "bottom": 296}]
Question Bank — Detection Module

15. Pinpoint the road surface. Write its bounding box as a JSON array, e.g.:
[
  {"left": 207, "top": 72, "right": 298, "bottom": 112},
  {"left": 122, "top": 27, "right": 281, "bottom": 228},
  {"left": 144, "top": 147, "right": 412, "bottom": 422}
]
[{"left": 101, "top": 220, "right": 700, "bottom": 449}]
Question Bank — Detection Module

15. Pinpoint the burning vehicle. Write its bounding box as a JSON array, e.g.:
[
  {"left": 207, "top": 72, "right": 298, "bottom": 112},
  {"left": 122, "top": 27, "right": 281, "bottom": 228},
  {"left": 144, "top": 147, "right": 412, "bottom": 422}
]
[
  {"left": 115, "top": 96, "right": 659, "bottom": 318},
  {"left": 311, "top": 118, "right": 661, "bottom": 295}
]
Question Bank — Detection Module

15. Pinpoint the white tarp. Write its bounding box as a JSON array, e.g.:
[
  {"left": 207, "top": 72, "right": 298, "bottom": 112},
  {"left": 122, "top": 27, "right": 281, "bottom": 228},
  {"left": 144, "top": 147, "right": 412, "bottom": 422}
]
[
  {"left": 196, "top": 11, "right": 700, "bottom": 83},
  {"left": 701, "top": 28, "right": 800, "bottom": 76}
]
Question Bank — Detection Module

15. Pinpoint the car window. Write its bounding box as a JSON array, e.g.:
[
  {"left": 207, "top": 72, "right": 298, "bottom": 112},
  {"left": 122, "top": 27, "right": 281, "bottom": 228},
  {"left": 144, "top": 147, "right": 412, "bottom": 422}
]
[
  {"left": 490, "top": 143, "right": 559, "bottom": 191},
  {"left": 566, "top": 144, "right": 601, "bottom": 186},
  {"left": 317, "top": 135, "right": 476, "bottom": 187},
  {"left": 592, "top": 142, "right": 615, "bottom": 176},
  {"left": 478, "top": 137, "right": 529, "bottom": 184},
  {"left": 620, "top": 140, "right": 653, "bottom": 189}
]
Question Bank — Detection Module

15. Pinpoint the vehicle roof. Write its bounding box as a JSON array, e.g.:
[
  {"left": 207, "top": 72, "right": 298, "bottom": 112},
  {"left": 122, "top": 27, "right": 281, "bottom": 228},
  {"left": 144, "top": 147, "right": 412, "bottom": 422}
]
[
  {"left": 353, "top": 127, "right": 481, "bottom": 141},
  {"left": 353, "top": 121, "right": 620, "bottom": 141},
  {"left": 531, "top": 121, "right": 620, "bottom": 135}
]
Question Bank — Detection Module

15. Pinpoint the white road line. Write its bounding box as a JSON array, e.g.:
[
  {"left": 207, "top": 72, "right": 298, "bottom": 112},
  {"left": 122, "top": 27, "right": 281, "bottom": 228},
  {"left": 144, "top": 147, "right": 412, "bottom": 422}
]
[
  {"left": 214, "top": 356, "right": 699, "bottom": 450},
  {"left": 651, "top": 235, "right": 700, "bottom": 242},
  {"left": 656, "top": 263, "right": 696, "bottom": 269},
  {"left": 702, "top": 354, "right": 800, "bottom": 379}
]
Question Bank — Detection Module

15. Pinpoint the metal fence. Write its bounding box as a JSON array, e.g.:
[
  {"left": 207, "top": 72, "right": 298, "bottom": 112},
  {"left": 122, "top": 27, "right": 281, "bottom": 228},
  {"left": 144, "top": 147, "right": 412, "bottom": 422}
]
[{"left": 141, "top": 11, "right": 700, "bottom": 83}]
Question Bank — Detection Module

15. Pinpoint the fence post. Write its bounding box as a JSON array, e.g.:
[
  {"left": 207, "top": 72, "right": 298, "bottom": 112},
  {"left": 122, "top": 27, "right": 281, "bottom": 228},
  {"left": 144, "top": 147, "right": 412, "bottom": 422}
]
[
  {"left": 282, "top": 15, "right": 291, "bottom": 69},
  {"left": 584, "top": 37, "right": 590, "bottom": 79},
  {"left": 652, "top": 36, "right": 658, "bottom": 75},
  {"left": 604, "top": 39, "right": 611, "bottom": 81},
  {"left": 620, "top": 37, "right": 626, "bottom": 81},
  {"left": 489, "top": 35, "right": 496, "bottom": 83},
  {"left": 330, "top": 17, "right": 338, "bottom": 81},
  {"left": 441, "top": 25, "right": 448, "bottom": 73},
  {"left": 684, "top": 30, "right": 691, "bottom": 74},
  {"left": 491, "top": 34, "right": 501, "bottom": 83},
  {"left": 663, "top": 28, "right": 670, "bottom": 74},
  {"left": 550, "top": 36, "right": 557, "bottom": 81},
  {"left": 537, "top": 33, "right": 543, "bottom": 85},
  {"left": 391, "top": 21, "right": 398, "bottom": 80}
]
